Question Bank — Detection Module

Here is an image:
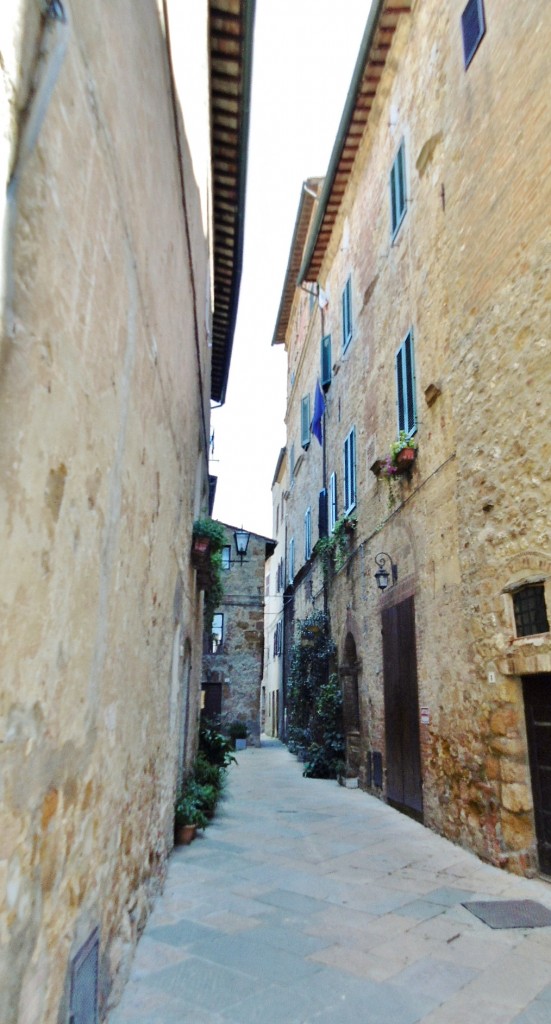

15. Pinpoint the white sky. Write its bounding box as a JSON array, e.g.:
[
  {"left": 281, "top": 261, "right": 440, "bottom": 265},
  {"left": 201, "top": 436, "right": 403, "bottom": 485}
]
[{"left": 211, "top": 0, "right": 371, "bottom": 538}]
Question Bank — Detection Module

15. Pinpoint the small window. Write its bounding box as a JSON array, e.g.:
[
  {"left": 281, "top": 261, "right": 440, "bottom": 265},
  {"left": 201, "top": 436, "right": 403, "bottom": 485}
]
[
  {"left": 329, "top": 472, "right": 338, "bottom": 533},
  {"left": 513, "top": 585, "right": 549, "bottom": 638},
  {"left": 396, "top": 328, "right": 417, "bottom": 437},
  {"left": 288, "top": 538, "right": 295, "bottom": 584},
  {"left": 321, "top": 334, "right": 332, "bottom": 389},
  {"left": 462, "top": 0, "right": 485, "bottom": 69},
  {"left": 304, "top": 507, "right": 312, "bottom": 561},
  {"left": 210, "top": 613, "right": 224, "bottom": 653},
  {"left": 343, "top": 429, "right": 356, "bottom": 514},
  {"left": 342, "top": 277, "right": 353, "bottom": 352},
  {"left": 221, "top": 545, "right": 231, "bottom": 570},
  {"left": 301, "top": 395, "right": 311, "bottom": 449},
  {"left": 390, "top": 140, "right": 407, "bottom": 238},
  {"left": 290, "top": 443, "right": 295, "bottom": 485}
]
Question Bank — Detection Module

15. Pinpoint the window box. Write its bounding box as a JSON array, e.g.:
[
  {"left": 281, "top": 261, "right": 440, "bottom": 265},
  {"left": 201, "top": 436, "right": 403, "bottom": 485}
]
[{"left": 394, "top": 446, "right": 417, "bottom": 473}]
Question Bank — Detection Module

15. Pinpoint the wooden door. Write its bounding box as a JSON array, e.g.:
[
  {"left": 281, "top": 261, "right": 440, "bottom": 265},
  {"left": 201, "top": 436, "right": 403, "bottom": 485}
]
[
  {"left": 523, "top": 675, "right": 551, "bottom": 875},
  {"left": 382, "top": 596, "right": 423, "bottom": 820}
]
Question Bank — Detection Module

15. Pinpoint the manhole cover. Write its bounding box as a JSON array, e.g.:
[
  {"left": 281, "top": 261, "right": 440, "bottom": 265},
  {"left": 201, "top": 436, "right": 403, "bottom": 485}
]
[{"left": 462, "top": 899, "right": 551, "bottom": 929}]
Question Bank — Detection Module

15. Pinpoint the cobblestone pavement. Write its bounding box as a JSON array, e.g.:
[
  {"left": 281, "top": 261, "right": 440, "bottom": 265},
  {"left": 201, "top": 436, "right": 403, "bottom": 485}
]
[{"left": 108, "top": 739, "right": 551, "bottom": 1024}]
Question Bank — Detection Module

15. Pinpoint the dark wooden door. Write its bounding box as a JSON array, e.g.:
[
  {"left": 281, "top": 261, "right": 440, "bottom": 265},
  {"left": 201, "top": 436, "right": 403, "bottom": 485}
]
[
  {"left": 382, "top": 596, "right": 423, "bottom": 820},
  {"left": 523, "top": 675, "right": 551, "bottom": 875},
  {"left": 203, "top": 682, "right": 222, "bottom": 720}
]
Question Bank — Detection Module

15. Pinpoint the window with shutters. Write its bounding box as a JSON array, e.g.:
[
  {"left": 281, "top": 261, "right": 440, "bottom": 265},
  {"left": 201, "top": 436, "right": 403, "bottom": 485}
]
[
  {"left": 321, "top": 334, "right": 332, "bottom": 389},
  {"left": 329, "top": 472, "right": 337, "bottom": 533},
  {"left": 289, "top": 443, "right": 295, "bottom": 486},
  {"left": 461, "top": 0, "right": 485, "bottom": 68},
  {"left": 342, "top": 276, "right": 353, "bottom": 352},
  {"left": 301, "top": 395, "right": 311, "bottom": 449},
  {"left": 512, "top": 585, "right": 549, "bottom": 638},
  {"left": 395, "top": 329, "right": 417, "bottom": 437},
  {"left": 390, "top": 140, "right": 407, "bottom": 239},
  {"left": 343, "top": 429, "right": 356, "bottom": 514},
  {"left": 304, "top": 507, "right": 312, "bottom": 560}
]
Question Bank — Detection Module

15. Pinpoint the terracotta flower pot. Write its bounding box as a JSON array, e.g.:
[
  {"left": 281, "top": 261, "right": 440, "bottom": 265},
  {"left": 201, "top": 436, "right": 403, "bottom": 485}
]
[
  {"left": 175, "top": 823, "right": 197, "bottom": 845},
  {"left": 394, "top": 447, "right": 416, "bottom": 473}
]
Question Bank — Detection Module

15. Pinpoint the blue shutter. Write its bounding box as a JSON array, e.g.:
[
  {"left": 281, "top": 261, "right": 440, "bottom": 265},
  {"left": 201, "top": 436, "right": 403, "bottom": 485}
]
[
  {"left": 462, "top": 0, "right": 485, "bottom": 68},
  {"left": 301, "top": 395, "right": 311, "bottom": 449},
  {"left": 318, "top": 488, "right": 328, "bottom": 538},
  {"left": 396, "top": 329, "right": 416, "bottom": 436},
  {"left": 390, "top": 141, "right": 406, "bottom": 237},
  {"left": 321, "top": 334, "right": 332, "bottom": 388},
  {"left": 329, "top": 472, "right": 338, "bottom": 531}
]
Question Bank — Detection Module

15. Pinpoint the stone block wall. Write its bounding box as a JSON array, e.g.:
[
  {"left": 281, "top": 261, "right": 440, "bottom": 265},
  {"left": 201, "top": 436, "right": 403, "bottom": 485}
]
[
  {"left": 1, "top": 2, "right": 211, "bottom": 1019},
  {"left": 280, "top": 0, "right": 551, "bottom": 875},
  {"left": 202, "top": 526, "right": 270, "bottom": 746}
]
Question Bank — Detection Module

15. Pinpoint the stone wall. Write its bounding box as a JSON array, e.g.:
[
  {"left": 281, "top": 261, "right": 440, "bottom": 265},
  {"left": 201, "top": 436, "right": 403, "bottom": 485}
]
[
  {"left": 0, "top": 2, "right": 211, "bottom": 1019},
  {"left": 279, "top": 0, "right": 551, "bottom": 875},
  {"left": 202, "top": 526, "right": 269, "bottom": 746}
]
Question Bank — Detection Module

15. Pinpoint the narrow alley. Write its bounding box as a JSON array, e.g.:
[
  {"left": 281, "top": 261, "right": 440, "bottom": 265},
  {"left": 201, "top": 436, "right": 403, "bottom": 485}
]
[{"left": 108, "top": 741, "right": 551, "bottom": 1024}]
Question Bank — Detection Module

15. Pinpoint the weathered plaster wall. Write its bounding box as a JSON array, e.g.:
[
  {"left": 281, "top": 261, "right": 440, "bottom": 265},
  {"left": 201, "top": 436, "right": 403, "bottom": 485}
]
[
  {"left": 281, "top": 0, "right": 551, "bottom": 875},
  {"left": 1, "top": 1, "right": 210, "bottom": 1019}
]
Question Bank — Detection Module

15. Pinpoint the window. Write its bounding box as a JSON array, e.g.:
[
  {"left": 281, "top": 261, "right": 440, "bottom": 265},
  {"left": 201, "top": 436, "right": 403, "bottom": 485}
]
[
  {"left": 342, "top": 276, "right": 353, "bottom": 352},
  {"left": 390, "top": 140, "right": 407, "bottom": 238},
  {"left": 290, "top": 443, "right": 295, "bottom": 485},
  {"left": 288, "top": 538, "right": 295, "bottom": 584},
  {"left": 301, "top": 394, "right": 311, "bottom": 449},
  {"left": 513, "top": 585, "right": 549, "bottom": 638},
  {"left": 396, "top": 328, "right": 417, "bottom": 437},
  {"left": 321, "top": 334, "right": 332, "bottom": 388},
  {"left": 265, "top": 574, "right": 270, "bottom": 597},
  {"left": 275, "top": 504, "right": 279, "bottom": 535},
  {"left": 273, "top": 620, "right": 283, "bottom": 657},
  {"left": 329, "top": 472, "right": 337, "bottom": 532},
  {"left": 210, "top": 613, "right": 224, "bottom": 653},
  {"left": 343, "top": 429, "right": 356, "bottom": 514},
  {"left": 462, "top": 0, "right": 485, "bottom": 68},
  {"left": 221, "top": 545, "right": 231, "bottom": 570},
  {"left": 304, "top": 507, "right": 312, "bottom": 560}
]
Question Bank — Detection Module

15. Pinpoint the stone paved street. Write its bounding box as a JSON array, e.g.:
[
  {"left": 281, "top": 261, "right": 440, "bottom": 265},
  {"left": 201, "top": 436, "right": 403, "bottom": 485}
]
[{"left": 108, "top": 740, "right": 551, "bottom": 1024}]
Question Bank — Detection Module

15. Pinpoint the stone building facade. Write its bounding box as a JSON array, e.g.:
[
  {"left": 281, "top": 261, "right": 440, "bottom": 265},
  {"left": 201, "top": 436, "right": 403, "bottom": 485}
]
[
  {"left": 0, "top": 2, "right": 253, "bottom": 1021},
  {"left": 263, "top": 448, "right": 287, "bottom": 738},
  {"left": 275, "top": 0, "right": 551, "bottom": 876},
  {"left": 202, "top": 524, "right": 274, "bottom": 747}
]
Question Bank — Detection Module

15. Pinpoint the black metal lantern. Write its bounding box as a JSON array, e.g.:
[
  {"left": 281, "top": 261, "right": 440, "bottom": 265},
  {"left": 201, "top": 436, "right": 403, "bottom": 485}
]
[
  {"left": 234, "top": 528, "right": 250, "bottom": 563},
  {"left": 374, "top": 552, "right": 397, "bottom": 591}
]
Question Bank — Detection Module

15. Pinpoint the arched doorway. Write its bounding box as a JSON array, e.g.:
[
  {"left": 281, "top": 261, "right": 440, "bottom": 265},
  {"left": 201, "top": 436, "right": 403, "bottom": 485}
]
[{"left": 340, "top": 632, "right": 361, "bottom": 777}]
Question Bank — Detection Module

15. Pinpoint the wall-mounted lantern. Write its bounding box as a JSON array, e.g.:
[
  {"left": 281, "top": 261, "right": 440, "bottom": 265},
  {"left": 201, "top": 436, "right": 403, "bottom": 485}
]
[
  {"left": 234, "top": 528, "right": 250, "bottom": 564},
  {"left": 374, "top": 552, "right": 398, "bottom": 591}
]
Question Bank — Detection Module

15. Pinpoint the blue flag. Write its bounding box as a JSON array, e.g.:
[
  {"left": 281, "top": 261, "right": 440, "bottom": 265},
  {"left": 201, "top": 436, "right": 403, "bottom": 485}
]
[{"left": 311, "top": 379, "right": 325, "bottom": 446}]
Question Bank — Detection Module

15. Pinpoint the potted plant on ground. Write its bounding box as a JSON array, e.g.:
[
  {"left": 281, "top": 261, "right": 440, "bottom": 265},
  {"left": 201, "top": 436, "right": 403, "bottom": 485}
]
[
  {"left": 228, "top": 720, "right": 248, "bottom": 750},
  {"left": 174, "top": 787, "right": 208, "bottom": 845}
]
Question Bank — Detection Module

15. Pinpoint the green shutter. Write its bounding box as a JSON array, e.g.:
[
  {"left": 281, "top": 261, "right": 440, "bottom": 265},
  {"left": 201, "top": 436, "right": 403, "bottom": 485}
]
[
  {"left": 321, "top": 334, "right": 332, "bottom": 388},
  {"left": 301, "top": 395, "right": 311, "bottom": 448}
]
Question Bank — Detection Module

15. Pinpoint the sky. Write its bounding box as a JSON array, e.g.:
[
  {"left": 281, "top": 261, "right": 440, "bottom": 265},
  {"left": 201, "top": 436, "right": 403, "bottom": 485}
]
[{"left": 211, "top": 0, "right": 372, "bottom": 539}]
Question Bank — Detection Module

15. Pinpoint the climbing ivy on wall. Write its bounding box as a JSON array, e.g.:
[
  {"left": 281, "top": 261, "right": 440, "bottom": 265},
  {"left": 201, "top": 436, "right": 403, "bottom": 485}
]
[{"left": 287, "top": 612, "right": 345, "bottom": 779}]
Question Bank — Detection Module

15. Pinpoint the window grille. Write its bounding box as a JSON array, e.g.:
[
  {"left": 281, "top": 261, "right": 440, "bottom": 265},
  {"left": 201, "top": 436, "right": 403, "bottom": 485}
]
[{"left": 513, "top": 585, "right": 549, "bottom": 638}]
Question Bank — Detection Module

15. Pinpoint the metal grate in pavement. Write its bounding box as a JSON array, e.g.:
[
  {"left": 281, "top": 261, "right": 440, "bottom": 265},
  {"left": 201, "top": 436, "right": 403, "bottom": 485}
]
[{"left": 462, "top": 899, "right": 551, "bottom": 929}]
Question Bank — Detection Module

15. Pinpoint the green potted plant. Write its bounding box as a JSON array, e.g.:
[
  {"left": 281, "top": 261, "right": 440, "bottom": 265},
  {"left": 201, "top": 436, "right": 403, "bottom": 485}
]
[
  {"left": 389, "top": 431, "right": 417, "bottom": 473},
  {"left": 228, "top": 720, "right": 248, "bottom": 750},
  {"left": 174, "top": 787, "right": 208, "bottom": 845}
]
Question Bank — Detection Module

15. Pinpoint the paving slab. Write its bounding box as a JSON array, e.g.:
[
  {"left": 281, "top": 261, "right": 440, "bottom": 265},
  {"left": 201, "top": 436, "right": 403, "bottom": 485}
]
[{"left": 107, "top": 739, "right": 551, "bottom": 1024}]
